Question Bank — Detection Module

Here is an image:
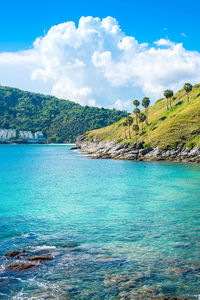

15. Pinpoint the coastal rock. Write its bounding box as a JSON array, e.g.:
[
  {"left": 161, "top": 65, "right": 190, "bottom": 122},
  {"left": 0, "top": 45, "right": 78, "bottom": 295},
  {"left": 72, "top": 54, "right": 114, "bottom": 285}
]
[
  {"left": 152, "top": 298, "right": 193, "bottom": 300},
  {"left": 27, "top": 255, "right": 53, "bottom": 262},
  {"left": 4, "top": 250, "right": 54, "bottom": 272},
  {"left": 6, "top": 261, "right": 41, "bottom": 271},
  {"left": 75, "top": 136, "right": 200, "bottom": 163},
  {"left": 69, "top": 146, "right": 80, "bottom": 150},
  {"left": 4, "top": 250, "right": 28, "bottom": 258}
]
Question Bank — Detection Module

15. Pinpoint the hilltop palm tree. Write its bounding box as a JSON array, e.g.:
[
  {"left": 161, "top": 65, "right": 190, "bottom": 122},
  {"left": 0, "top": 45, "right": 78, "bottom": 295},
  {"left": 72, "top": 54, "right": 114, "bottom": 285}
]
[
  {"left": 138, "top": 112, "right": 146, "bottom": 132},
  {"left": 132, "top": 124, "right": 139, "bottom": 143},
  {"left": 122, "top": 120, "right": 128, "bottom": 139},
  {"left": 133, "top": 99, "right": 140, "bottom": 108},
  {"left": 133, "top": 108, "right": 140, "bottom": 125},
  {"left": 126, "top": 116, "right": 133, "bottom": 139},
  {"left": 142, "top": 97, "right": 150, "bottom": 124},
  {"left": 164, "top": 90, "right": 174, "bottom": 110},
  {"left": 183, "top": 83, "right": 193, "bottom": 103}
]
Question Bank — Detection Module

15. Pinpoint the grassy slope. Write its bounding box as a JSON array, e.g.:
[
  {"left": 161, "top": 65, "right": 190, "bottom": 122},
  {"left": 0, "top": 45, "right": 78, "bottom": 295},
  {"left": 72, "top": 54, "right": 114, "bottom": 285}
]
[{"left": 86, "top": 84, "right": 200, "bottom": 149}]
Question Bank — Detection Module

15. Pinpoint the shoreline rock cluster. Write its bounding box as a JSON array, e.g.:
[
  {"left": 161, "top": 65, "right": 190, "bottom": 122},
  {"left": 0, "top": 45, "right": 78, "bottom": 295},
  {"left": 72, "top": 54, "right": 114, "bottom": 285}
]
[
  {"left": 4, "top": 250, "right": 53, "bottom": 271},
  {"left": 74, "top": 134, "right": 200, "bottom": 163}
]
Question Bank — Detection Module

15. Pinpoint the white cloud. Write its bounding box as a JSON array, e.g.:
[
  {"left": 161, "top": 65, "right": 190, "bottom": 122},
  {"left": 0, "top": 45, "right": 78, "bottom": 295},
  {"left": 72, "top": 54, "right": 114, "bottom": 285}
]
[
  {"left": 0, "top": 16, "right": 200, "bottom": 111},
  {"left": 154, "top": 38, "right": 175, "bottom": 47},
  {"left": 114, "top": 99, "right": 132, "bottom": 111},
  {"left": 181, "top": 33, "right": 187, "bottom": 38}
]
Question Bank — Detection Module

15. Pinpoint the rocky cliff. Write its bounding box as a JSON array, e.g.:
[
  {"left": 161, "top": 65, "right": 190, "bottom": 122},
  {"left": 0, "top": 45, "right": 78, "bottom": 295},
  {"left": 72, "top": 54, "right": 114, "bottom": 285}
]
[{"left": 75, "top": 134, "right": 200, "bottom": 163}]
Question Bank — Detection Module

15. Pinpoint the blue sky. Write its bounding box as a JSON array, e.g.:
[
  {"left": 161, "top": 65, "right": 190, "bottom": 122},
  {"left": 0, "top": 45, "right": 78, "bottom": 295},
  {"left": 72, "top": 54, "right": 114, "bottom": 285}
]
[
  {"left": 0, "top": 0, "right": 200, "bottom": 110},
  {"left": 1, "top": 0, "right": 199, "bottom": 52}
]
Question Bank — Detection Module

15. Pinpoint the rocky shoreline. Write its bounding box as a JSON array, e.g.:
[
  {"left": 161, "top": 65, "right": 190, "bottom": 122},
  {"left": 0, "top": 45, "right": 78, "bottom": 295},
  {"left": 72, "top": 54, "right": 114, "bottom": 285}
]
[{"left": 74, "top": 134, "right": 200, "bottom": 163}]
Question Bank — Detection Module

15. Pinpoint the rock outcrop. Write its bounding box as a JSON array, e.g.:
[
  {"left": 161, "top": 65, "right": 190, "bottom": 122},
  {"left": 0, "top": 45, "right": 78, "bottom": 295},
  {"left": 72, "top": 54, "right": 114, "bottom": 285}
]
[
  {"left": 75, "top": 135, "right": 200, "bottom": 163},
  {"left": 4, "top": 250, "right": 54, "bottom": 272}
]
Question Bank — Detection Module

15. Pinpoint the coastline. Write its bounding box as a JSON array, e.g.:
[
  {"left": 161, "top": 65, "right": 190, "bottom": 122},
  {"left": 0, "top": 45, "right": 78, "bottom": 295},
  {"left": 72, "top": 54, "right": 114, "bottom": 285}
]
[
  {"left": 75, "top": 134, "right": 200, "bottom": 164},
  {"left": 0, "top": 143, "right": 75, "bottom": 146}
]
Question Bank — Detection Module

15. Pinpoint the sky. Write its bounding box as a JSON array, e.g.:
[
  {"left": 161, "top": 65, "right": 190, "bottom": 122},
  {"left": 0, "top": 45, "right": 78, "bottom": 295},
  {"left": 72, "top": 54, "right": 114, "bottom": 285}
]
[{"left": 0, "top": 0, "right": 200, "bottom": 111}]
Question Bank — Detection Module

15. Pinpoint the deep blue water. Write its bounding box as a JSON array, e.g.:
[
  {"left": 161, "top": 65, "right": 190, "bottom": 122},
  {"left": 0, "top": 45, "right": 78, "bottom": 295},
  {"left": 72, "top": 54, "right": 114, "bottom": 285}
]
[{"left": 0, "top": 145, "right": 200, "bottom": 299}]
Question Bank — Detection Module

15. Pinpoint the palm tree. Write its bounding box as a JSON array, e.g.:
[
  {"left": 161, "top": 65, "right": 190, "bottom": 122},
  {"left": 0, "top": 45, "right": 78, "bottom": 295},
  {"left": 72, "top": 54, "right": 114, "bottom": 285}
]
[
  {"left": 138, "top": 112, "right": 146, "bottom": 132},
  {"left": 126, "top": 116, "right": 133, "bottom": 139},
  {"left": 142, "top": 97, "right": 150, "bottom": 124},
  {"left": 133, "top": 108, "right": 140, "bottom": 125},
  {"left": 132, "top": 124, "right": 139, "bottom": 143},
  {"left": 183, "top": 83, "right": 193, "bottom": 103},
  {"left": 133, "top": 99, "right": 140, "bottom": 108},
  {"left": 164, "top": 90, "right": 174, "bottom": 110},
  {"left": 122, "top": 120, "right": 128, "bottom": 139}
]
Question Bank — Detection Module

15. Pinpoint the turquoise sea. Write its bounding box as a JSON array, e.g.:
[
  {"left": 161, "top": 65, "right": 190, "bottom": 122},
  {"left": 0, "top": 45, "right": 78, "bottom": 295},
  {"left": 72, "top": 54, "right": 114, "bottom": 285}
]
[{"left": 0, "top": 145, "right": 200, "bottom": 299}]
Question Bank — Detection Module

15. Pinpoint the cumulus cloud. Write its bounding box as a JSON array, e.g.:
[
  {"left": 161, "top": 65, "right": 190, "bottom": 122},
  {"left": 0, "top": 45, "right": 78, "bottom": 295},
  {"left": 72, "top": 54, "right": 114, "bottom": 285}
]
[{"left": 1, "top": 16, "right": 200, "bottom": 111}]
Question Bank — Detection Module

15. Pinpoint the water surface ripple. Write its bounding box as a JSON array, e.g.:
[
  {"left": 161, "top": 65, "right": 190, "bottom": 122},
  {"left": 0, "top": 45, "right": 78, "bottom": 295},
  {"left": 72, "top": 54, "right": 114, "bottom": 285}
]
[{"left": 0, "top": 145, "right": 200, "bottom": 299}]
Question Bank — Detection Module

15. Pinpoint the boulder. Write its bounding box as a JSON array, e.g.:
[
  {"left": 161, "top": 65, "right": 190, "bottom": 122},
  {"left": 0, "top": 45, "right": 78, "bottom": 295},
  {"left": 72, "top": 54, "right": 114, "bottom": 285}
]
[{"left": 69, "top": 146, "right": 80, "bottom": 150}]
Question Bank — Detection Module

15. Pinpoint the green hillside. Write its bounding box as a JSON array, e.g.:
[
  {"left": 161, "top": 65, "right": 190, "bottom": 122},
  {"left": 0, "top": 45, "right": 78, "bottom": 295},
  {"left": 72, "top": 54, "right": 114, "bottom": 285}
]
[
  {"left": 86, "top": 84, "right": 200, "bottom": 149},
  {"left": 0, "top": 85, "right": 128, "bottom": 143}
]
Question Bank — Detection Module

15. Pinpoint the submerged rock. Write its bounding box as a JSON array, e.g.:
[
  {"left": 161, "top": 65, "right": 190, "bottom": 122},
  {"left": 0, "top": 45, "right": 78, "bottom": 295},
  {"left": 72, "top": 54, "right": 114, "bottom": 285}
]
[
  {"left": 171, "top": 265, "right": 200, "bottom": 277},
  {"left": 27, "top": 255, "right": 53, "bottom": 262},
  {"left": 4, "top": 250, "right": 28, "bottom": 258},
  {"left": 96, "top": 256, "right": 124, "bottom": 263},
  {"left": 152, "top": 298, "right": 193, "bottom": 300},
  {"left": 6, "top": 261, "right": 41, "bottom": 271},
  {"left": 4, "top": 250, "right": 54, "bottom": 272}
]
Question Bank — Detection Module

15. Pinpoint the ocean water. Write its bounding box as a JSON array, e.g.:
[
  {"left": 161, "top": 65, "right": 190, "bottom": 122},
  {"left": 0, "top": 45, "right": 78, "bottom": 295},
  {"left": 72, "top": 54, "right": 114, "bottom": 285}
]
[{"left": 0, "top": 145, "right": 200, "bottom": 299}]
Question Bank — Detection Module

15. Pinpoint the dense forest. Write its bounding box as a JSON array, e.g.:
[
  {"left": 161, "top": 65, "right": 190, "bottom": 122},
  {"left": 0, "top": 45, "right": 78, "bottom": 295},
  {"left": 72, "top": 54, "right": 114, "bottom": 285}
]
[{"left": 0, "top": 86, "right": 128, "bottom": 143}]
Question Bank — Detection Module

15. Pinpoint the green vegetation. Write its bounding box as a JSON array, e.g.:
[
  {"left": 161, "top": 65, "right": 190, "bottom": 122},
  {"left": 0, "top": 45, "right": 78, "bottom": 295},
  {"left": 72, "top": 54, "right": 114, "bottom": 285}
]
[
  {"left": 0, "top": 85, "right": 128, "bottom": 143},
  {"left": 142, "top": 97, "right": 150, "bottom": 124},
  {"left": 133, "top": 99, "right": 140, "bottom": 125},
  {"left": 125, "top": 116, "right": 133, "bottom": 139},
  {"left": 86, "top": 83, "right": 200, "bottom": 150},
  {"left": 138, "top": 112, "right": 146, "bottom": 132},
  {"left": 184, "top": 83, "right": 193, "bottom": 103},
  {"left": 164, "top": 89, "right": 174, "bottom": 110},
  {"left": 132, "top": 124, "right": 139, "bottom": 143}
]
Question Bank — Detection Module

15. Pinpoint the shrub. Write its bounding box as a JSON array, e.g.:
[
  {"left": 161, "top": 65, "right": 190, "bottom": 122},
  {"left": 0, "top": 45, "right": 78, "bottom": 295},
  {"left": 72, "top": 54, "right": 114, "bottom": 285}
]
[
  {"left": 186, "top": 141, "right": 196, "bottom": 149},
  {"left": 143, "top": 143, "right": 150, "bottom": 148},
  {"left": 116, "top": 138, "right": 123, "bottom": 143}
]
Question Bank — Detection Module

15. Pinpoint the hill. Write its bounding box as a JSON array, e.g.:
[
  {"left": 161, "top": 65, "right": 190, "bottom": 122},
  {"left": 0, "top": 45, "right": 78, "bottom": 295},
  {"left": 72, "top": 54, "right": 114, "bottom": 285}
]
[
  {"left": 0, "top": 86, "right": 128, "bottom": 143},
  {"left": 85, "top": 83, "right": 200, "bottom": 150}
]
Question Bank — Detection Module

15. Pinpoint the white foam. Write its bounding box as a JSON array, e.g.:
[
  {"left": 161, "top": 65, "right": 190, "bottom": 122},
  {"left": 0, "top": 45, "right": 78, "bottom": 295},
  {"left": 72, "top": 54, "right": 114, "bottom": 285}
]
[{"left": 31, "top": 245, "right": 56, "bottom": 251}]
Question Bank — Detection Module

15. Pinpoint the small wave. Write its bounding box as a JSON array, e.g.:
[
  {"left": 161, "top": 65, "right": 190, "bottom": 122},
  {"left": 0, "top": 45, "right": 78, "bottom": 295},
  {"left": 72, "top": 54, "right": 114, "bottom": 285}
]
[
  {"left": 21, "top": 234, "right": 30, "bottom": 238},
  {"left": 31, "top": 245, "right": 57, "bottom": 252}
]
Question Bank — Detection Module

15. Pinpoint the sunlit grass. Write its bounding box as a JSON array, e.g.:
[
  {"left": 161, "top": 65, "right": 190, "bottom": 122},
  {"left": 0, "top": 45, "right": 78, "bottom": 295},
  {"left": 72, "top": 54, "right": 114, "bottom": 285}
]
[{"left": 86, "top": 84, "right": 200, "bottom": 149}]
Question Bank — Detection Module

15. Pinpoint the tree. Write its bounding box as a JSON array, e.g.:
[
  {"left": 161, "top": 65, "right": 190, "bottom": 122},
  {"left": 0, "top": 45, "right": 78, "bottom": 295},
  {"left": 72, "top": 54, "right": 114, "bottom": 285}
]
[
  {"left": 125, "top": 116, "right": 133, "bottom": 139},
  {"left": 142, "top": 97, "right": 150, "bottom": 124},
  {"left": 164, "top": 90, "right": 174, "bottom": 110},
  {"left": 132, "top": 124, "right": 139, "bottom": 143},
  {"left": 122, "top": 120, "right": 128, "bottom": 139},
  {"left": 183, "top": 83, "right": 193, "bottom": 103},
  {"left": 133, "top": 99, "right": 140, "bottom": 108},
  {"left": 133, "top": 108, "right": 140, "bottom": 125},
  {"left": 138, "top": 112, "right": 146, "bottom": 132}
]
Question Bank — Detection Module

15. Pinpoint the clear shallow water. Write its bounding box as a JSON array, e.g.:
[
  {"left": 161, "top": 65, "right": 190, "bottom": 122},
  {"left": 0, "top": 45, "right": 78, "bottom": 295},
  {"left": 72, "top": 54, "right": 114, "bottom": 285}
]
[{"left": 0, "top": 145, "right": 200, "bottom": 299}]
